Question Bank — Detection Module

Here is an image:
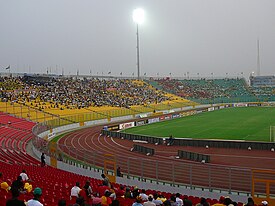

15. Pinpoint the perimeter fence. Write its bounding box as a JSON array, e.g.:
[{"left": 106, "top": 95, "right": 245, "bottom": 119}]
[{"left": 32, "top": 134, "right": 252, "bottom": 194}]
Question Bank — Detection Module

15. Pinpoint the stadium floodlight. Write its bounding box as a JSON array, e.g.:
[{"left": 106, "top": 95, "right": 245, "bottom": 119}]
[
  {"left": 133, "top": 8, "right": 145, "bottom": 25},
  {"left": 132, "top": 8, "right": 145, "bottom": 80}
]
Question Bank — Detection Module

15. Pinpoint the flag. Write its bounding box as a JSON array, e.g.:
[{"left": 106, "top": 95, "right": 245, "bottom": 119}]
[
  {"left": 120, "top": 72, "right": 122, "bottom": 75},
  {"left": 132, "top": 72, "right": 134, "bottom": 76},
  {"left": 144, "top": 72, "right": 146, "bottom": 76},
  {"left": 108, "top": 71, "right": 111, "bottom": 74},
  {"left": 5, "top": 65, "right": 10, "bottom": 70}
]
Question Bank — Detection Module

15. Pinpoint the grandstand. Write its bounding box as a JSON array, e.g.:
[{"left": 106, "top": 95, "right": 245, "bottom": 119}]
[
  {"left": 1, "top": 75, "right": 275, "bottom": 205},
  {"left": 146, "top": 78, "right": 273, "bottom": 103}
]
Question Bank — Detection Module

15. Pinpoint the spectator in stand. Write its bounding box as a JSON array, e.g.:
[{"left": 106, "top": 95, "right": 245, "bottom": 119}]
[
  {"left": 124, "top": 187, "right": 132, "bottom": 199},
  {"left": 169, "top": 196, "right": 177, "bottom": 206},
  {"left": 196, "top": 197, "right": 209, "bottom": 206},
  {"left": 101, "top": 190, "right": 112, "bottom": 206},
  {"left": 1, "top": 77, "right": 171, "bottom": 110},
  {"left": 132, "top": 187, "right": 140, "bottom": 199},
  {"left": 5, "top": 187, "right": 25, "bottom": 206},
  {"left": 98, "top": 182, "right": 110, "bottom": 197},
  {"left": 101, "top": 173, "right": 111, "bottom": 187},
  {"left": 18, "top": 170, "right": 32, "bottom": 193},
  {"left": 261, "top": 201, "right": 268, "bottom": 206},
  {"left": 41, "top": 153, "right": 46, "bottom": 167},
  {"left": 0, "top": 172, "right": 10, "bottom": 192},
  {"left": 70, "top": 182, "right": 81, "bottom": 203},
  {"left": 80, "top": 180, "right": 93, "bottom": 204},
  {"left": 139, "top": 189, "right": 148, "bottom": 201},
  {"left": 116, "top": 166, "right": 122, "bottom": 177},
  {"left": 196, "top": 197, "right": 210, "bottom": 206},
  {"left": 244, "top": 197, "right": 254, "bottom": 206},
  {"left": 132, "top": 196, "right": 143, "bottom": 206},
  {"left": 157, "top": 193, "right": 167, "bottom": 203},
  {"left": 143, "top": 195, "right": 156, "bottom": 206},
  {"left": 175, "top": 193, "right": 183, "bottom": 206},
  {"left": 223, "top": 197, "right": 233, "bottom": 206},
  {"left": 152, "top": 193, "right": 163, "bottom": 206},
  {"left": 109, "top": 185, "right": 117, "bottom": 200},
  {"left": 27, "top": 187, "right": 43, "bottom": 206},
  {"left": 73, "top": 197, "right": 85, "bottom": 206},
  {"left": 183, "top": 198, "right": 192, "bottom": 206},
  {"left": 115, "top": 185, "right": 125, "bottom": 198},
  {"left": 11, "top": 176, "right": 24, "bottom": 193},
  {"left": 19, "top": 170, "right": 29, "bottom": 182},
  {"left": 212, "top": 196, "right": 225, "bottom": 206}
]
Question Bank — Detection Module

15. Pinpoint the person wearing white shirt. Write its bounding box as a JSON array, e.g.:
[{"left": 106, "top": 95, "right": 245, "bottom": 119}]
[
  {"left": 27, "top": 187, "right": 43, "bottom": 206},
  {"left": 71, "top": 182, "right": 81, "bottom": 198},
  {"left": 176, "top": 193, "right": 183, "bottom": 206},
  {"left": 140, "top": 189, "right": 149, "bottom": 201},
  {"left": 143, "top": 195, "right": 156, "bottom": 206},
  {"left": 19, "top": 170, "right": 29, "bottom": 181}
]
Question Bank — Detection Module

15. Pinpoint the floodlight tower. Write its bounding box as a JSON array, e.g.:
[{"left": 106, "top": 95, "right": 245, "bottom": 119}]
[{"left": 133, "top": 8, "right": 145, "bottom": 80}]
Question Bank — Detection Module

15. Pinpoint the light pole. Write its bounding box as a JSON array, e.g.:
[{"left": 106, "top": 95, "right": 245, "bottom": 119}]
[{"left": 133, "top": 8, "right": 145, "bottom": 80}]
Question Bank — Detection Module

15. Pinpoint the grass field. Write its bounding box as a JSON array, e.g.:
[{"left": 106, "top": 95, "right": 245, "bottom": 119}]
[{"left": 123, "top": 107, "right": 275, "bottom": 142}]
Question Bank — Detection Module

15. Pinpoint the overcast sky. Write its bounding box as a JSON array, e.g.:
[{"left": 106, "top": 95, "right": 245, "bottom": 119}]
[{"left": 0, "top": 0, "right": 275, "bottom": 78}]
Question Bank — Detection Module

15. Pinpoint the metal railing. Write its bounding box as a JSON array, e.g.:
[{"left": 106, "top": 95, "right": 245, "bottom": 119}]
[{"left": 32, "top": 128, "right": 254, "bottom": 194}]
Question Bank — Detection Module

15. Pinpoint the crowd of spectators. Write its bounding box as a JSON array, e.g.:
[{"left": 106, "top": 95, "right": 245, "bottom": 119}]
[
  {"left": 149, "top": 78, "right": 253, "bottom": 101},
  {"left": 0, "top": 76, "right": 171, "bottom": 110},
  {"left": 1, "top": 168, "right": 268, "bottom": 206}
]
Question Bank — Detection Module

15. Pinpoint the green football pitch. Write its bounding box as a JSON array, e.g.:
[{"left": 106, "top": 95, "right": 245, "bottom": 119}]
[{"left": 123, "top": 107, "right": 275, "bottom": 142}]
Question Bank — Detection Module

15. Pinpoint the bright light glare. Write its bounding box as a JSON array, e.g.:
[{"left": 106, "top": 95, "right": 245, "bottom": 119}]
[{"left": 133, "top": 8, "right": 145, "bottom": 24}]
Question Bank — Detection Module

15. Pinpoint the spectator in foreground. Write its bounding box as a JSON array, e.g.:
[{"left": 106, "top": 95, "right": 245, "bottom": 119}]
[
  {"left": 175, "top": 193, "right": 183, "bottom": 206},
  {"left": 132, "top": 196, "right": 143, "bottom": 206},
  {"left": 116, "top": 166, "right": 122, "bottom": 177},
  {"left": 139, "top": 189, "right": 148, "bottom": 201},
  {"left": 101, "top": 174, "right": 111, "bottom": 187},
  {"left": 0, "top": 172, "right": 10, "bottom": 192},
  {"left": 212, "top": 196, "right": 225, "bottom": 206},
  {"left": 143, "top": 195, "right": 156, "bottom": 206},
  {"left": 223, "top": 197, "right": 232, "bottom": 206},
  {"left": 152, "top": 193, "right": 163, "bottom": 206},
  {"left": 70, "top": 182, "right": 81, "bottom": 204},
  {"left": 6, "top": 187, "right": 25, "bottom": 206},
  {"left": 262, "top": 200, "right": 268, "bottom": 206},
  {"left": 115, "top": 185, "right": 125, "bottom": 198},
  {"left": 80, "top": 180, "right": 93, "bottom": 204},
  {"left": 41, "top": 153, "right": 46, "bottom": 167},
  {"left": 196, "top": 197, "right": 209, "bottom": 206},
  {"left": 132, "top": 187, "right": 140, "bottom": 199},
  {"left": 19, "top": 170, "right": 29, "bottom": 182},
  {"left": 11, "top": 176, "right": 24, "bottom": 193},
  {"left": 124, "top": 187, "right": 132, "bottom": 198},
  {"left": 27, "top": 187, "right": 43, "bottom": 206},
  {"left": 183, "top": 198, "right": 192, "bottom": 206},
  {"left": 244, "top": 197, "right": 254, "bottom": 206},
  {"left": 169, "top": 196, "right": 177, "bottom": 206},
  {"left": 73, "top": 197, "right": 85, "bottom": 206},
  {"left": 101, "top": 190, "right": 112, "bottom": 206}
]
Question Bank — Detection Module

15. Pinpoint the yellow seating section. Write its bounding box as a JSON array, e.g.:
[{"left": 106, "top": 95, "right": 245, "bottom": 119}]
[{"left": 0, "top": 80, "right": 196, "bottom": 123}]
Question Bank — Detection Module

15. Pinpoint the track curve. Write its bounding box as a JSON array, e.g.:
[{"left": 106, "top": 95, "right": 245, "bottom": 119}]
[{"left": 57, "top": 124, "right": 275, "bottom": 192}]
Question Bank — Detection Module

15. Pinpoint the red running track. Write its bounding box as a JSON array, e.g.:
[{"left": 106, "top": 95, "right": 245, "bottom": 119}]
[{"left": 58, "top": 125, "right": 275, "bottom": 192}]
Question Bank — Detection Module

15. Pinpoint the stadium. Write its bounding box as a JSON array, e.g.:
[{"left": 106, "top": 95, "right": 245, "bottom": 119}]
[
  {"left": 0, "top": 74, "right": 275, "bottom": 206},
  {"left": 1, "top": 1, "right": 275, "bottom": 206}
]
